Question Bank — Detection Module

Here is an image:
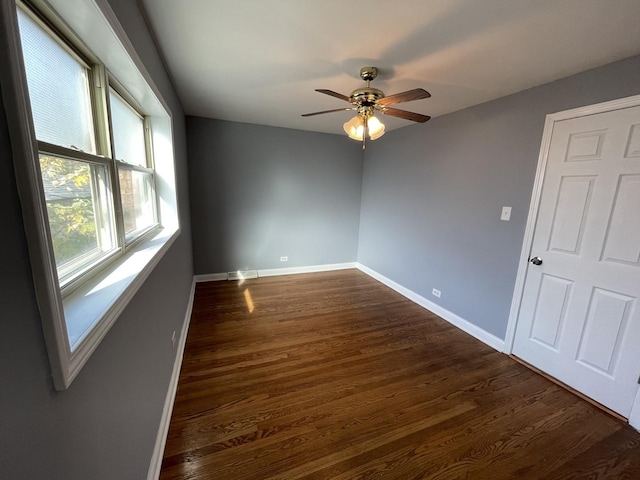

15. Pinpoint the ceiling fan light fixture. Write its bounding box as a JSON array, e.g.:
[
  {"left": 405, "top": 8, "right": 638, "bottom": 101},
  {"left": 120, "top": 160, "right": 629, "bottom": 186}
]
[
  {"left": 343, "top": 115, "right": 385, "bottom": 141},
  {"left": 343, "top": 115, "right": 364, "bottom": 140},
  {"left": 368, "top": 116, "right": 385, "bottom": 140}
]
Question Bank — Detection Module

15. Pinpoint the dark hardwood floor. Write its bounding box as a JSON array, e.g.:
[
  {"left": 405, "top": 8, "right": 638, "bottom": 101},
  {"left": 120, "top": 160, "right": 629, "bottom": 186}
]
[{"left": 160, "top": 269, "right": 640, "bottom": 479}]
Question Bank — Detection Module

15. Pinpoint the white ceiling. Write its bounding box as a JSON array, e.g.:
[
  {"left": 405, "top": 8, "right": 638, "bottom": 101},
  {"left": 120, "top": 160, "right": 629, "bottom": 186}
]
[{"left": 140, "top": 0, "right": 640, "bottom": 136}]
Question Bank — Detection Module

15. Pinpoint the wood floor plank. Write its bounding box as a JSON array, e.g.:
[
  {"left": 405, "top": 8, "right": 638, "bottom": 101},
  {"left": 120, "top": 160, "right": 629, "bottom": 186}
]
[{"left": 161, "top": 269, "right": 640, "bottom": 479}]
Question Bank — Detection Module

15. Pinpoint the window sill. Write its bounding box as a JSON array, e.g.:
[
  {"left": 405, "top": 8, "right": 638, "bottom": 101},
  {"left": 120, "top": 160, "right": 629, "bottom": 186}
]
[{"left": 63, "top": 226, "right": 179, "bottom": 385}]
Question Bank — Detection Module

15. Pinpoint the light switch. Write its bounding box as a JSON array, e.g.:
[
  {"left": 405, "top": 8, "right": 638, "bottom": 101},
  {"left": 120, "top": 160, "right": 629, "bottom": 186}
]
[{"left": 501, "top": 206, "right": 512, "bottom": 221}]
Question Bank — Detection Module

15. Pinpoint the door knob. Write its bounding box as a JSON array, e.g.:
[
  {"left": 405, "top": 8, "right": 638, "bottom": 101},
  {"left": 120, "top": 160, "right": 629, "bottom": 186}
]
[{"left": 530, "top": 256, "right": 543, "bottom": 265}]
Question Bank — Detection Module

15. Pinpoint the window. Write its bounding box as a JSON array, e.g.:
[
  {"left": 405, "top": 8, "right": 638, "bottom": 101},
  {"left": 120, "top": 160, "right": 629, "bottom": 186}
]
[
  {"left": 40, "top": 153, "right": 117, "bottom": 281},
  {"left": 1, "top": 0, "right": 180, "bottom": 389},
  {"left": 17, "top": 7, "right": 95, "bottom": 153},
  {"left": 109, "top": 88, "right": 158, "bottom": 240},
  {"left": 17, "top": 5, "right": 160, "bottom": 288}
]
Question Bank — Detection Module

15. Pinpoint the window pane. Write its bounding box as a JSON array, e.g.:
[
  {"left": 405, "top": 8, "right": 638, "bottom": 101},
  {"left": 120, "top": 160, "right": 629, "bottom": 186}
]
[
  {"left": 17, "top": 9, "right": 96, "bottom": 153},
  {"left": 109, "top": 90, "right": 146, "bottom": 165},
  {"left": 40, "top": 155, "right": 116, "bottom": 279},
  {"left": 118, "top": 168, "right": 156, "bottom": 239}
]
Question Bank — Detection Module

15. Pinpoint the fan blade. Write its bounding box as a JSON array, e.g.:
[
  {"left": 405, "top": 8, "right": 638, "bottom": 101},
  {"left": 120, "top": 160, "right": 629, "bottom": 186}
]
[
  {"left": 302, "top": 107, "right": 354, "bottom": 117},
  {"left": 316, "top": 89, "right": 351, "bottom": 102},
  {"left": 377, "top": 88, "right": 431, "bottom": 106},
  {"left": 382, "top": 107, "right": 431, "bottom": 123}
]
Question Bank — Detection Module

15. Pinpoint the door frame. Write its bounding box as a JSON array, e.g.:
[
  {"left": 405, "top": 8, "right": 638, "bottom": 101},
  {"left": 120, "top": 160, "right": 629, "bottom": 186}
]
[{"left": 503, "top": 94, "right": 640, "bottom": 429}]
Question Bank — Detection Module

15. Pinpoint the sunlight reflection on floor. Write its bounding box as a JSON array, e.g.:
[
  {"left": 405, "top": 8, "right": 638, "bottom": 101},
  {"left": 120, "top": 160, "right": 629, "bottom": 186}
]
[{"left": 243, "top": 288, "right": 255, "bottom": 313}]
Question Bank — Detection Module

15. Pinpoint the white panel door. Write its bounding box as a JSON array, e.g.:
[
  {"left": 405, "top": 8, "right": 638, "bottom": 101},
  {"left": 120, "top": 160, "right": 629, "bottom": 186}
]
[{"left": 513, "top": 105, "right": 640, "bottom": 417}]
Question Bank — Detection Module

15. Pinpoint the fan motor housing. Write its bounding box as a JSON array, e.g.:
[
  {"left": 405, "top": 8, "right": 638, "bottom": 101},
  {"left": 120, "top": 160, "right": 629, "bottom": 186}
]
[{"left": 350, "top": 87, "right": 385, "bottom": 106}]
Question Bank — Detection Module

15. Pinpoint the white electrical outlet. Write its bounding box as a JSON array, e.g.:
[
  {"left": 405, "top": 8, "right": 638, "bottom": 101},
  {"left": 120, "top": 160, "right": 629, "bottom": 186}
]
[
  {"left": 432, "top": 288, "right": 441, "bottom": 298},
  {"left": 280, "top": 256, "right": 288, "bottom": 262},
  {"left": 501, "top": 206, "right": 512, "bottom": 221},
  {"left": 171, "top": 330, "right": 176, "bottom": 348}
]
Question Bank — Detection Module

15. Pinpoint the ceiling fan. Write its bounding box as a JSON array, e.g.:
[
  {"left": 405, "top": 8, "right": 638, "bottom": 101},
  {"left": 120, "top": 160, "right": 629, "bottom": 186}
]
[{"left": 302, "top": 67, "right": 431, "bottom": 148}]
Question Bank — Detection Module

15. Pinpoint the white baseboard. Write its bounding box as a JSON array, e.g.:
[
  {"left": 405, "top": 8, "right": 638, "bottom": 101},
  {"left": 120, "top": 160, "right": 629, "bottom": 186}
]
[
  {"left": 194, "top": 272, "right": 228, "bottom": 283},
  {"left": 195, "top": 263, "right": 357, "bottom": 282},
  {"left": 228, "top": 270, "right": 258, "bottom": 280},
  {"left": 258, "top": 262, "right": 357, "bottom": 277},
  {"left": 357, "top": 263, "right": 505, "bottom": 352},
  {"left": 147, "top": 278, "right": 195, "bottom": 480}
]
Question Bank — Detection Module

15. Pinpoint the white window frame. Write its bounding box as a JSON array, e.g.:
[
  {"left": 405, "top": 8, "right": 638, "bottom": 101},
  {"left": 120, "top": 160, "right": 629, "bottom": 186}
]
[
  {"left": 0, "top": 0, "right": 181, "bottom": 389},
  {"left": 108, "top": 85, "right": 161, "bottom": 243},
  {"left": 38, "top": 143, "right": 121, "bottom": 289}
]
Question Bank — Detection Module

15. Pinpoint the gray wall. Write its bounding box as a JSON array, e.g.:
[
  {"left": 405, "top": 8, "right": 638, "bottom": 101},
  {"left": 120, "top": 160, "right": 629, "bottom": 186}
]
[
  {"left": 0, "top": 1, "right": 193, "bottom": 479},
  {"left": 187, "top": 117, "right": 363, "bottom": 274},
  {"left": 358, "top": 55, "right": 640, "bottom": 339}
]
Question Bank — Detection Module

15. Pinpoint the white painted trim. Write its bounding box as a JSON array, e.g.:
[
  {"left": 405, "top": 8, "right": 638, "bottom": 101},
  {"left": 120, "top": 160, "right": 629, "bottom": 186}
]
[
  {"left": 630, "top": 388, "right": 640, "bottom": 431},
  {"left": 504, "top": 95, "right": 640, "bottom": 425},
  {"left": 357, "top": 264, "right": 505, "bottom": 352},
  {"left": 503, "top": 115, "right": 555, "bottom": 353},
  {"left": 228, "top": 270, "right": 258, "bottom": 280},
  {"left": 0, "top": 0, "right": 68, "bottom": 388},
  {"left": 147, "top": 278, "right": 195, "bottom": 480},
  {"left": 195, "top": 264, "right": 358, "bottom": 283},
  {"left": 65, "top": 229, "right": 179, "bottom": 383},
  {"left": 194, "top": 272, "right": 229, "bottom": 283},
  {"left": 258, "top": 262, "right": 357, "bottom": 278}
]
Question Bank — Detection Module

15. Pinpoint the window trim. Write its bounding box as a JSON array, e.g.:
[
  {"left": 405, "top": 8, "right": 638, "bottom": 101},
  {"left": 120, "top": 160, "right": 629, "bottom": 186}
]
[
  {"left": 108, "top": 85, "right": 161, "bottom": 245},
  {"left": 0, "top": 0, "right": 180, "bottom": 389}
]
